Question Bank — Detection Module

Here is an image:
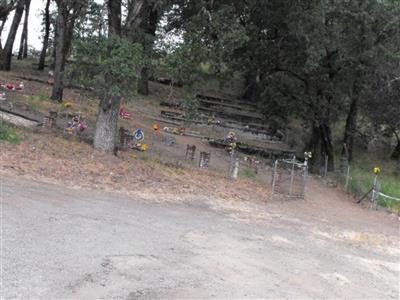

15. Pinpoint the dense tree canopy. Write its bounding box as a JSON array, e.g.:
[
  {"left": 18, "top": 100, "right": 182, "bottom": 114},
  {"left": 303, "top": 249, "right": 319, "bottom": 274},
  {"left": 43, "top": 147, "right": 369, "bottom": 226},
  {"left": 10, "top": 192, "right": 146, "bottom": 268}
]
[{"left": 159, "top": 0, "right": 400, "bottom": 170}]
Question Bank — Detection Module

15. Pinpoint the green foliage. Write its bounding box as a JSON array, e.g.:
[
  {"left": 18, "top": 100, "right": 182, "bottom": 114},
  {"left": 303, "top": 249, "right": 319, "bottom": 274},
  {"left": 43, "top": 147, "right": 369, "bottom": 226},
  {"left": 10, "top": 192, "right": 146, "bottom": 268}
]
[
  {"left": 22, "top": 92, "right": 48, "bottom": 111},
  {"left": 182, "top": 92, "right": 199, "bottom": 122},
  {"left": 68, "top": 36, "right": 144, "bottom": 98},
  {"left": 241, "top": 168, "right": 257, "bottom": 179},
  {"left": 0, "top": 123, "right": 21, "bottom": 144},
  {"left": 74, "top": 0, "right": 107, "bottom": 39},
  {"left": 378, "top": 177, "right": 400, "bottom": 210},
  {"left": 30, "top": 91, "right": 50, "bottom": 110},
  {"left": 138, "top": 153, "right": 150, "bottom": 161},
  {"left": 346, "top": 167, "right": 375, "bottom": 198},
  {"left": 53, "top": 0, "right": 400, "bottom": 164},
  {"left": 163, "top": 3, "right": 248, "bottom": 88},
  {"left": 346, "top": 161, "right": 400, "bottom": 210},
  {"left": 28, "top": 47, "right": 41, "bottom": 58},
  {"left": 164, "top": 42, "right": 206, "bottom": 87}
]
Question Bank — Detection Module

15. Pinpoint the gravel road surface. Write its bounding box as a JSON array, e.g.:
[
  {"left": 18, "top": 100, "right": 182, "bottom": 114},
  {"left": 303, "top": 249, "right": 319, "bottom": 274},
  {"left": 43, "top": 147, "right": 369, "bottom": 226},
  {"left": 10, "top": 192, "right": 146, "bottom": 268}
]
[{"left": 1, "top": 176, "right": 399, "bottom": 299}]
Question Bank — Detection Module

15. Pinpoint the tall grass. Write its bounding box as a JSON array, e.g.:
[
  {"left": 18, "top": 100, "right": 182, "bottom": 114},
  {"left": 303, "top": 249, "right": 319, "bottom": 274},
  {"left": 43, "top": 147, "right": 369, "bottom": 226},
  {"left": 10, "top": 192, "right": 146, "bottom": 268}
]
[
  {"left": 378, "top": 176, "right": 400, "bottom": 210},
  {"left": 346, "top": 162, "right": 400, "bottom": 211}
]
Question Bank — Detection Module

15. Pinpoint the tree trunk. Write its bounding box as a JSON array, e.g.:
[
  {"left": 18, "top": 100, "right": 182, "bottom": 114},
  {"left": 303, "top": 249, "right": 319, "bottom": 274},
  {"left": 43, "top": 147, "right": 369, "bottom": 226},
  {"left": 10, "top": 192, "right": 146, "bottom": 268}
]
[
  {"left": 0, "top": 0, "right": 25, "bottom": 71},
  {"left": 0, "top": 1, "right": 16, "bottom": 50},
  {"left": 93, "top": 94, "right": 121, "bottom": 152},
  {"left": 92, "top": 0, "right": 123, "bottom": 152},
  {"left": 107, "top": 0, "right": 121, "bottom": 36},
  {"left": 138, "top": 66, "right": 149, "bottom": 95},
  {"left": 391, "top": 132, "right": 400, "bottom": 160},
  {"left": 342, "top": 79, "right": 360, "bottom": 161},
  {"left": 321, "top": 123, "right": 335, "bottom": 172},
  {"left": 308, "top": 49, "right": 337, "bottom": 173},
  {"left": 50, "top": 21, "right": 58, "bottom": 69},
  {"left": 0, "top": 18, "right": 7, "bottom": 49},
  {"left": 125, "top": 0, "right": 159, "bottom": 95},
  {"left": 308, "top": 122, "right": 335, "bottom": 174},
  {"left": 51, "top": 13, "right": 66, "bottom": 101},
  {"left": 17, "top": 0, "right": 30, "bottom": 59},
  {"left": 242, "top": 69, "right": 258, "bottom": 101},
  {"left": 137, "top": 6, "right": 158, "bottom": 95},
  {"left": 38, "top": 0, "right": 51, "bottom": 70},
  {"left": 50, "top": 4, "right": 77, "bottom": 102},
  {"left": 22, "top": 0, "right": 30, "bottom": 58}
]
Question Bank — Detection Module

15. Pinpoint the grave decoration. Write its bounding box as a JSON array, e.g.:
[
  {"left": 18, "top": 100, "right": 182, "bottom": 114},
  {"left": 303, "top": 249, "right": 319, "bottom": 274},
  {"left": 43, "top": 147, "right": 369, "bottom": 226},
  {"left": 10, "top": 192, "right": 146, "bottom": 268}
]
[
  {"left": 244, "top": 156, "right": 260, "bottom": 173},
  {"left": 163, "top": 126, "right": 185, "bottom": 135},
  {"left": 152, "top": 123, "right": 160, "bottom": 131},
  {"left": 132, "top": 142, "right": 149, "bottom": 152},
  {"left": 65, "top": 114, "right": 87, "bottom": 135},
  {"left": 119, "top": 127, "right": 148, "bottom": 152},
  {"left": 1, "top": 82, "right": 24, "bottom": 91},
  {"left": 119, "top": 106, "right": 131, "bottom": 119},
  {"left": 133, "top": 128, "right": 144, "bottom": 141},
  {"left": 207, "top": 116, "right": 221, "bottom": 125},
  {"left": 224, "top": 131, "right": 237, "bottom": 155}
]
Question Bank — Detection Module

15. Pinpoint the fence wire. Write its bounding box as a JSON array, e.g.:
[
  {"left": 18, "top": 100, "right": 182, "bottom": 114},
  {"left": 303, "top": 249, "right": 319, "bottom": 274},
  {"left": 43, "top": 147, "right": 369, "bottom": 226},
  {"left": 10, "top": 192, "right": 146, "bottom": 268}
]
[
  {"left": 324, "top": 156, "right": 399, "bottom": 210},
  {"left": 272, "top": 159, "right": 308, "bottom": 199}
]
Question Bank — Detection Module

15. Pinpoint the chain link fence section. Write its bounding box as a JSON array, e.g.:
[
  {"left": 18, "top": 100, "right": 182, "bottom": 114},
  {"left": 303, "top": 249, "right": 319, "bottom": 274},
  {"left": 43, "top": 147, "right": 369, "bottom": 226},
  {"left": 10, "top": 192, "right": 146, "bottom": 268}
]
[{"left": 272, "top": 159, "right": 308, "bottom": 199}]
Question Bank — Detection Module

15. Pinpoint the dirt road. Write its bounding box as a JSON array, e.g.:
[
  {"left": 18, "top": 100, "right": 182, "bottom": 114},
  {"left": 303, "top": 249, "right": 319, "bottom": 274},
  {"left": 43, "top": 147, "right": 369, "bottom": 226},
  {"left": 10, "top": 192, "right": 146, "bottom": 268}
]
[{"left": 1, "top": 176, "right": 399, "bottom": 299}]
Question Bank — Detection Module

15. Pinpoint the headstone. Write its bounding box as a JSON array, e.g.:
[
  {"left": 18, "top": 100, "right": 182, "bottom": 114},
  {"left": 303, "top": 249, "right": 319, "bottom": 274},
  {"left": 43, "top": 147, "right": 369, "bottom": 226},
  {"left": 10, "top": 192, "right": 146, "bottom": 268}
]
[
  {"left": 49, "top": 110, "right": 58, "bottom": 119},
  {"left": 119, "top": 127, "right": 134, "bottom": 149},
  {"left": 185, "top": 144, "right": 196, "bottom": 160},
  {"left": 163, "top": 135, "right": 176, "bottom": 146},
  {"left": 43, "top": 110, "right": 58, "bottom": 129},
  {"left": 199, "top": 152, "right": 211, "bottom": 169},
  {"left": 47, "top": 70, "right": 54, "bottom": 85},
  {"left": 43, "top": 116, "right": 55, "bottom": 129}
]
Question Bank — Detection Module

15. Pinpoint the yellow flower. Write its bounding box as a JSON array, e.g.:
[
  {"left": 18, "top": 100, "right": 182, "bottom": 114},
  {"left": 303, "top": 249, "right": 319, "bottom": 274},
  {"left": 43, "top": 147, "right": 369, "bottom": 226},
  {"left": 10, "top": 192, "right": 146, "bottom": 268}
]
[
  {"left": 373, "top": 167, "right": 381, "bottom": 174},
  {"left": 152, "top": 123, "right": 160, "bottom": 131}
]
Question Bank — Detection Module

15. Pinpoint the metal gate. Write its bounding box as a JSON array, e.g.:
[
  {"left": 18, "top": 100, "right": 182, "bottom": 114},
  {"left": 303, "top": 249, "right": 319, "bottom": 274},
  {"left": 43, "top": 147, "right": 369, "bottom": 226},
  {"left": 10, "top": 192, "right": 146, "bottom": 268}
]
[{"left": 271, "top": 159, "right": 308, "bottom": 199}]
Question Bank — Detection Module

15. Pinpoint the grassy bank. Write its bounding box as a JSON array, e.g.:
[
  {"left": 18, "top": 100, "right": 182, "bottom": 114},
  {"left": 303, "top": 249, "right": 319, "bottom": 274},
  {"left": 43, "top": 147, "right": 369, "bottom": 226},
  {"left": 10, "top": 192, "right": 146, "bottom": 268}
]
[{"left": 346, "top": 161, "right": 400, "bottom": 211}]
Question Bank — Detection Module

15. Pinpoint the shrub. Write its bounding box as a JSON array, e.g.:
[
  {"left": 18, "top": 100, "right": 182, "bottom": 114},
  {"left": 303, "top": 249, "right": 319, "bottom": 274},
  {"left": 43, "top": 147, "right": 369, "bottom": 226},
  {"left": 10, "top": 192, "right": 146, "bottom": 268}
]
[{"left": 0, "top": 123, "right": 21, "bottom": 144}]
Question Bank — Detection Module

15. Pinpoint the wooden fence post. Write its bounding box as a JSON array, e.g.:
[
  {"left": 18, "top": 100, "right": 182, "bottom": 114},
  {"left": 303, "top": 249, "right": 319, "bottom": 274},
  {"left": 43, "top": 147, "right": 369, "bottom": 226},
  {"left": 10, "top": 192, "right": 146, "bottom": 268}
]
[
  {"left": 271, "top": 160, "right": 278, "bottom": 194},
  {"left": 371, "top": 173, "right": 378, "bottom": 209},
  {"left": 324, "top": 155, "right": 328, "bottom": 177}
]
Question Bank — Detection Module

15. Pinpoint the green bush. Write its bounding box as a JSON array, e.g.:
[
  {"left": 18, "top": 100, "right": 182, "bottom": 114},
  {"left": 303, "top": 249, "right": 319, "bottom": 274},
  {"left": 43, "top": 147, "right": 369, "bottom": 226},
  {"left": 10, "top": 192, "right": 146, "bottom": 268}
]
[{"left": 0, "top": 123, "right": 21, "bottom": 144}]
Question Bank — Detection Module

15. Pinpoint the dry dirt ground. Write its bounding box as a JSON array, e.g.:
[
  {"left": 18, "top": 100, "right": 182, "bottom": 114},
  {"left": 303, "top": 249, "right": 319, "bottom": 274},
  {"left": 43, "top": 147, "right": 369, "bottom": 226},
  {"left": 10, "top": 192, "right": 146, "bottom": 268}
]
[{"left": 1, "top": 174, "right": 399, "bottom": 299}]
